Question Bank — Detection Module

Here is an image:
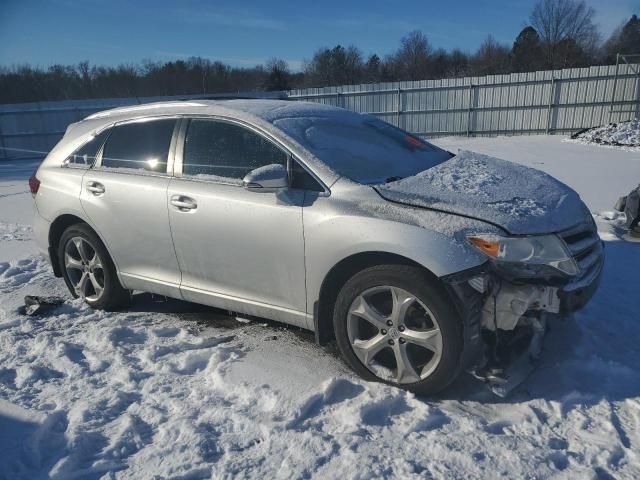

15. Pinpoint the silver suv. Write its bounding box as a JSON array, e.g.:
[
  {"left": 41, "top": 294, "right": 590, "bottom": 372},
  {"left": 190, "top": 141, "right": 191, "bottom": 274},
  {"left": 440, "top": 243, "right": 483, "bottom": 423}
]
[{"left": 31, "top": 100, "right": 603, "bottom": 395}]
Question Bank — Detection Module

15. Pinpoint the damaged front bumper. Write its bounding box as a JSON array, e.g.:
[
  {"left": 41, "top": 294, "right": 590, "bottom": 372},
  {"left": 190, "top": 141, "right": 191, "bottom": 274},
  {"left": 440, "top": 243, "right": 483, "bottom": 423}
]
[{"left": 446, "top": 231, "right": 604, "bottom": 396}]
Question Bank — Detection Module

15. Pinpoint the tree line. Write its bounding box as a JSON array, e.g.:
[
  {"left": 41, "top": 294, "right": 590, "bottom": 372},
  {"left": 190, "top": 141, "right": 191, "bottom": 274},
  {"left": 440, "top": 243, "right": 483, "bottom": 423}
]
[{"left": 1, "top": 0, "right": 638, "bottom": 104}]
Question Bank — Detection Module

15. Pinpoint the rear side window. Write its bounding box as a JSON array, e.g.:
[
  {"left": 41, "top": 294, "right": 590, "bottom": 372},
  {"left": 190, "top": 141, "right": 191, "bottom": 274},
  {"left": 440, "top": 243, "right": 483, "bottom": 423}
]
[
  {"left": 65, "top": 129, "right": 110, "bottom": 167},
  {"left": 182, "top": 119, "right": 287, "bottom": 181},
  {"left": 101, "top": 119, "right": 176, "bottom": 172}
]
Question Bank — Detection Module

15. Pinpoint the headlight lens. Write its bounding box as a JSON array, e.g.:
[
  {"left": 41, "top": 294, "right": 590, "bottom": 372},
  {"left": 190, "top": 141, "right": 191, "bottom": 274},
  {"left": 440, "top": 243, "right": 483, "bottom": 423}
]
[{"left": 467, "top": 234, "right": 579, "bottom": 277}]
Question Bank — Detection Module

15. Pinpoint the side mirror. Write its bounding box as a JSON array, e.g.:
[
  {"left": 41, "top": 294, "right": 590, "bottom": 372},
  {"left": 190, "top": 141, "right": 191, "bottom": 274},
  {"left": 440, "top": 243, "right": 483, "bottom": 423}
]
[{"left": 243, "top": 164, "right": 288, "bottom": 192}]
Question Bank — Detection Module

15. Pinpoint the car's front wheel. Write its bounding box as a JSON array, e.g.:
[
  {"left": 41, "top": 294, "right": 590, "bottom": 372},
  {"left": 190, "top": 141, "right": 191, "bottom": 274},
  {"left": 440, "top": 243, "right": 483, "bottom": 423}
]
[
  {"left": 333, "top": 265, "right": 463, "bottom": 395},
  {"left": 58, "top": 224, "right": 130, "bottom": 310}
]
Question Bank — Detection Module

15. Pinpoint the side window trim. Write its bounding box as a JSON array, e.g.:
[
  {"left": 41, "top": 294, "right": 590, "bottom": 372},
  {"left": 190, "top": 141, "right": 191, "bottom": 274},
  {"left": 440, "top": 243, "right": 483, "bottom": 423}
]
[
  {"left": 174, "top": 115, "right": 330, "bottom": 195},
  {"left": 62, "top": 128, "right": 111, "bottom": 169},
  {"left": 92, "top": 127, "right": 111, "bottom": 169},
  {"left": 93, "top": 116, "right": 181, "bottom": 176}
]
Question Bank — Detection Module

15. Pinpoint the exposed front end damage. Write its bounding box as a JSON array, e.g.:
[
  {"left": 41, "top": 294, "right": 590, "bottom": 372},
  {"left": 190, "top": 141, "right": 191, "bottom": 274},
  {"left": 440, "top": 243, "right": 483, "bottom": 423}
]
[{"left": 445, "top": 222, "right": 604, "bottom": 397}]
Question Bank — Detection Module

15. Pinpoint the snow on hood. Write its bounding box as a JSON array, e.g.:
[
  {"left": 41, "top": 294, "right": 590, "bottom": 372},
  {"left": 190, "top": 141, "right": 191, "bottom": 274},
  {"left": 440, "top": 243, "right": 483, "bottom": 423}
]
[{"left": 376, "top": 150, "right": 589, "bottom": 235}]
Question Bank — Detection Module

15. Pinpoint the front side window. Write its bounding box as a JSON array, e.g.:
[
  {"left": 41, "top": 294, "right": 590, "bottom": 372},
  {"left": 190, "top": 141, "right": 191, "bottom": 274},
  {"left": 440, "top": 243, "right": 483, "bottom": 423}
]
[
  {"left": 182, "top": 119, "right": 287, "bottom": 182},
  {"left": 101, "top": 118, "right": 176, "bottom": 172},
  {"left": 65, "top": 129, "right": 111, "bottom": 167}
]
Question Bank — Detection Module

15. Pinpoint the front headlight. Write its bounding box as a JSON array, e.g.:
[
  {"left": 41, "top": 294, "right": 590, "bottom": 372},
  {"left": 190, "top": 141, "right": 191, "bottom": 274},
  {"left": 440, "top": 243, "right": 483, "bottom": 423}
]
[{"left": 467, "top": 233, "right": 579, "bottom": 277}]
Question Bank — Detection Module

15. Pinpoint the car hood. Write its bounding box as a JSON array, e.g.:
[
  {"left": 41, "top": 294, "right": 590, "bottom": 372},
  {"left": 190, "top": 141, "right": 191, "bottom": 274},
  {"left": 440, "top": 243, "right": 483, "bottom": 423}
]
[{"left": 375, "top": 150, "right": 588, "bottom": 235}]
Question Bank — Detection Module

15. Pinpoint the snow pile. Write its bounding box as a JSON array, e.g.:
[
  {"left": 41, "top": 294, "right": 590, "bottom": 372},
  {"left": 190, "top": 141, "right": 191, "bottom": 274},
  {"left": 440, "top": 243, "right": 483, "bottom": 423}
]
[
  {"left": 571, "top": 119, "right": 640, "bottom": 149},
  {"left": 377, "top": 150, "right": 586, "bottom": 235}
]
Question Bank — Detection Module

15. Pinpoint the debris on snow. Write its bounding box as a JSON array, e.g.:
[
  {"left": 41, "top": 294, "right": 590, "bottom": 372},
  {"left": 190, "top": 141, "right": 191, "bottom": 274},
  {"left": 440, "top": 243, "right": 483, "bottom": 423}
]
[
  {"left": 22, "top": 295, "right": 65, "bottom": 316},
  {"left": 570, "top": 119, "right": 640, "bottom": 150}
]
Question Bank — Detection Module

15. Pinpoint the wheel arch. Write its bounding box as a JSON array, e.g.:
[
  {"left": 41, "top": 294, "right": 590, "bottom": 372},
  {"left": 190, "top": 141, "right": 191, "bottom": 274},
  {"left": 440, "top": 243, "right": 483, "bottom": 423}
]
[
  {"left": 313, "top": 251, "right": 445, "bottom": 345},
  {"left": 48, "top": 214, "right": 118, "bottom": 279}
]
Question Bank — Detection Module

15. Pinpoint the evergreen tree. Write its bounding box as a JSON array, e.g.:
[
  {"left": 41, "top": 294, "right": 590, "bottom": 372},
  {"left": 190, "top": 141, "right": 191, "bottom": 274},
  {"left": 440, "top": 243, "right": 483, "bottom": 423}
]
[
  {"left": 512, "top": 27, "right": 544, "bottom": 72},
  {"left": 605, "top": 14, "right": 640, "bottom": 62}
]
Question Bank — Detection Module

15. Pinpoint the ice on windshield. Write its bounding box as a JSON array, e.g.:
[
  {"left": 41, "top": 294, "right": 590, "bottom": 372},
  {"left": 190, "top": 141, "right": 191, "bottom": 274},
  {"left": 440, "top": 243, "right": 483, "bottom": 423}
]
[{"left": 272, "top": 113, "right": 451, "bottom": 184}]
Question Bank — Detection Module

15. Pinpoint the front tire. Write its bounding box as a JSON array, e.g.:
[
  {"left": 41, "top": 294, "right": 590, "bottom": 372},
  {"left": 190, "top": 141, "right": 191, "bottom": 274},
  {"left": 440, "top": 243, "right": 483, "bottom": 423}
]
[
  {"left": 58, "top": 224, "right": 130, "bottom": 310},
  {"left": 333, "top": 265, "right": 463, "bottom": 396}
]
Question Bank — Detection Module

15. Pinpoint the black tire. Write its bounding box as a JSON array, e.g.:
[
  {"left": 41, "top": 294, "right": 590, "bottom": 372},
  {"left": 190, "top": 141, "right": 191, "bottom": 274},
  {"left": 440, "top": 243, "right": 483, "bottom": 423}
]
[
  {"left": 58, "top": 223, "right": 130, "bottom": 310},
  {"left": 333, "top": 264, "right": 464, "bottom": 396}
]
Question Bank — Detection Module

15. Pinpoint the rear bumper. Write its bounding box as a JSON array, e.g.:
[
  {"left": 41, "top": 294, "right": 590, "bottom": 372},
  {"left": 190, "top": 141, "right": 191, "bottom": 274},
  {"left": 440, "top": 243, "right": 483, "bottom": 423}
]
[
  {"left": 33, "top": 213, "right": 66, "bottom": 277},
  {"left": 32, "top": 212, "right": 52, "bottom": 260}
]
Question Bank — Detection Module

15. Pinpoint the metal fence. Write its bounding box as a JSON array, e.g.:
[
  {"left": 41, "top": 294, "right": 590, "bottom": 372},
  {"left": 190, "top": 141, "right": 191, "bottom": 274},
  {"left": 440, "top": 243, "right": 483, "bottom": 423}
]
[
  {"left": 289, "top": 63, "right": 640, "bottom": 138},
  {"left": 0, "top": 92, "right": 282, "bottom": 160},
  {"left": 1, "top": 63, "right": 638, "bottom": 160}
]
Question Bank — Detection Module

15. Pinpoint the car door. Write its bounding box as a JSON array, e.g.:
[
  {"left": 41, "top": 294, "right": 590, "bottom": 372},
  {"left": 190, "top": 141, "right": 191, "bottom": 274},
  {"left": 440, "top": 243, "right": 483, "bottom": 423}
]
[
  {"left": 167, "top": 117, "right": 308, "bottom": 326},
  {"left": 80, "top": 117, "right": 182, "bottom": 297}
]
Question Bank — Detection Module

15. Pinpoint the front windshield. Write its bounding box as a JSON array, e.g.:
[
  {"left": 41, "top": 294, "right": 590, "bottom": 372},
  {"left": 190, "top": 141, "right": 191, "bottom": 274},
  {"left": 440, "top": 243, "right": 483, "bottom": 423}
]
[{"left": 272, "top": 114, "right": 452, "bottom": 184}]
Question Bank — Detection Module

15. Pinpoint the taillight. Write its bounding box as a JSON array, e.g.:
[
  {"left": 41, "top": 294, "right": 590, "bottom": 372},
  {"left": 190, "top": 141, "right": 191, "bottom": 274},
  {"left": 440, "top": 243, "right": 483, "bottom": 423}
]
[{"left": 29, "top": 170, "right": 40, "bottom": 196}]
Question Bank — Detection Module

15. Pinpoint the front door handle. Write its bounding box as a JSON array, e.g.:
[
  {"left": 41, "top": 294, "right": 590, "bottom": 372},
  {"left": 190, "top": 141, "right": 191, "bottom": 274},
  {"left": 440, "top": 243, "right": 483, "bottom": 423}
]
[
  {"left": 86, "top": 181, "right": 105, "bottom": 195},
  {"left": 170, "top": 195, "right": 197, "bottom": 211}
]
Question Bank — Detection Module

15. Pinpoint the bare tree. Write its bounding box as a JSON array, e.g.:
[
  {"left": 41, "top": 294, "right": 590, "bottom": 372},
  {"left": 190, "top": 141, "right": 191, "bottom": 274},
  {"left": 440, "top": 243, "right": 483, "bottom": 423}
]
[
  {"left": 447, "top": 49, "right": 470, "bottom": 77},
  {"left": 264, "top": 58, "right": 290, "bottom": 91},
  {"left": 389, "top": 30, "right": 432, "bottom": 80},
  {"left": 530, "top": 0, "right": 600, "bottom": 68},
  {"left": 471, "top": 35, "right": 512, "bottom": 76}
]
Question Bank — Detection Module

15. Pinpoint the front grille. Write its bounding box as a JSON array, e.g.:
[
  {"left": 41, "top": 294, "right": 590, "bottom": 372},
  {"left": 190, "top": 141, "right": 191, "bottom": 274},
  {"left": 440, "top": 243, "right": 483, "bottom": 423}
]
[{"left": 559, "top": 221, "right": 604, "bottom": 291}]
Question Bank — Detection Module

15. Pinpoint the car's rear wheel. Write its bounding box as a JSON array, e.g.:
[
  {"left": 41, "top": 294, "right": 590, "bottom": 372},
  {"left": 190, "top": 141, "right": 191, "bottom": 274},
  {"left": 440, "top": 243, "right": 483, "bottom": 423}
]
[
  {"left": 58, "top": 224, "right": 130, "bottom": 310},
  {"left": 333, "top": 265, "right": 463, "bottom": 395}
]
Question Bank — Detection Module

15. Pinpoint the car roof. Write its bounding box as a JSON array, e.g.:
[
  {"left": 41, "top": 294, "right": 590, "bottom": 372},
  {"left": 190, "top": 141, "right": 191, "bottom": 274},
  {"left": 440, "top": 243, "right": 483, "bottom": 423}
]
[{"left": 83, "top": 99, "right": 352, "bottom": 124}]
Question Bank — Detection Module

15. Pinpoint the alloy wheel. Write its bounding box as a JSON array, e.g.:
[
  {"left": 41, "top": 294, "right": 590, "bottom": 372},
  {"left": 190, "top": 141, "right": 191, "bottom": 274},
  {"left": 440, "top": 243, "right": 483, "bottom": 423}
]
[
  {"left": 347, "top": 285, "right": 443, "bottom": 384},
  {"left": 64, "top": 236, "right": 105, "bottom": 302}
]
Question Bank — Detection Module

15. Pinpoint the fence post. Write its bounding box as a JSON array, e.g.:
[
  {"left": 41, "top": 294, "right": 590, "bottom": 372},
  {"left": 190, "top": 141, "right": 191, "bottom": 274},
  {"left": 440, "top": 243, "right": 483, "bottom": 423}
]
[
  {"left": 0, "top": 120, "right": 5, "bottom": 161},
  {"left": 397, "top": 87, "right": 402, "bottom": 128},
  {"left": 608, "top": 54, "right": 620, "bottom": 124},
  {"left": 466, "top": 83, "right": 474, "bottom": 136},
  {"left": 546, "top": 76, "right": 556, "bottom": 134}
]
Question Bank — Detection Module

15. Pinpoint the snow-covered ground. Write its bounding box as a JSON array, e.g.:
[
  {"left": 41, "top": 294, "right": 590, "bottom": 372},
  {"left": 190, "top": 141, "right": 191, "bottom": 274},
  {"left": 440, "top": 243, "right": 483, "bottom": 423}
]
[{"left": 0, "top": 135, "right": 639, "bottom": 479}]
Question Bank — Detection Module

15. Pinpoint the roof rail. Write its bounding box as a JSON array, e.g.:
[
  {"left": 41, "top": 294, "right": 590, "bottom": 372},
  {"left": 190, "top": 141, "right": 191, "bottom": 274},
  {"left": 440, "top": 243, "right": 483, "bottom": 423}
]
[
  {"left": 84, "top": 101, "right": 206, "bottom": 120},
  {"left": 184, "top": 93, "right": 290, "bottom": 101}
]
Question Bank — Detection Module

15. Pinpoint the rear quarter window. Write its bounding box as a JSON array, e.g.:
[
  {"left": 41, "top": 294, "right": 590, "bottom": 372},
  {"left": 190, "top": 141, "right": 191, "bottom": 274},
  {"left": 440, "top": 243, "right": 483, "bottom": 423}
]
[{"left": 64, "top": 129, "right": 111, "bottom": 168}]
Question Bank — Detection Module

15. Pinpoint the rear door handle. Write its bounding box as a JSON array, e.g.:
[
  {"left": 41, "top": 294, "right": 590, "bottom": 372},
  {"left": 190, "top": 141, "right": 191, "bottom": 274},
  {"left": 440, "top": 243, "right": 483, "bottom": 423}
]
[
  {"left": 170, "top": 195, "right": 197, "bottom": 211},
  {"left": 86, "top": 181, "right": 105, "bottom": 195}
]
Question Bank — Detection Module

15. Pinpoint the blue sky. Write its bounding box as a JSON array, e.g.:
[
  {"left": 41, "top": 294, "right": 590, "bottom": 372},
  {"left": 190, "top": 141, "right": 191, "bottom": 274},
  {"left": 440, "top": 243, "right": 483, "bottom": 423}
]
[{"left": 0, "top": 0, "right": 636, "bottom": 70}]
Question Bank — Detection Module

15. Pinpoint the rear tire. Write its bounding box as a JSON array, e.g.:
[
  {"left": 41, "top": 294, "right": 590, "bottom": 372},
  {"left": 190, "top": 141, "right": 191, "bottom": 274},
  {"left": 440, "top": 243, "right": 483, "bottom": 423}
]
[
  {"left": 58, "top": 224, "right": 130, "bottom": 310},
  {"left": 333, "top": 264, "right": 463, "bottom": 396}
]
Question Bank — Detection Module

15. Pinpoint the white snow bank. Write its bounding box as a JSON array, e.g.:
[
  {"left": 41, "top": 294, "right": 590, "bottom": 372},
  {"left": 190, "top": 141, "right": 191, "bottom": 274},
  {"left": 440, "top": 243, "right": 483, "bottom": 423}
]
[{"left": 570, "top": 119, "right": 640, "bottom": 149}]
